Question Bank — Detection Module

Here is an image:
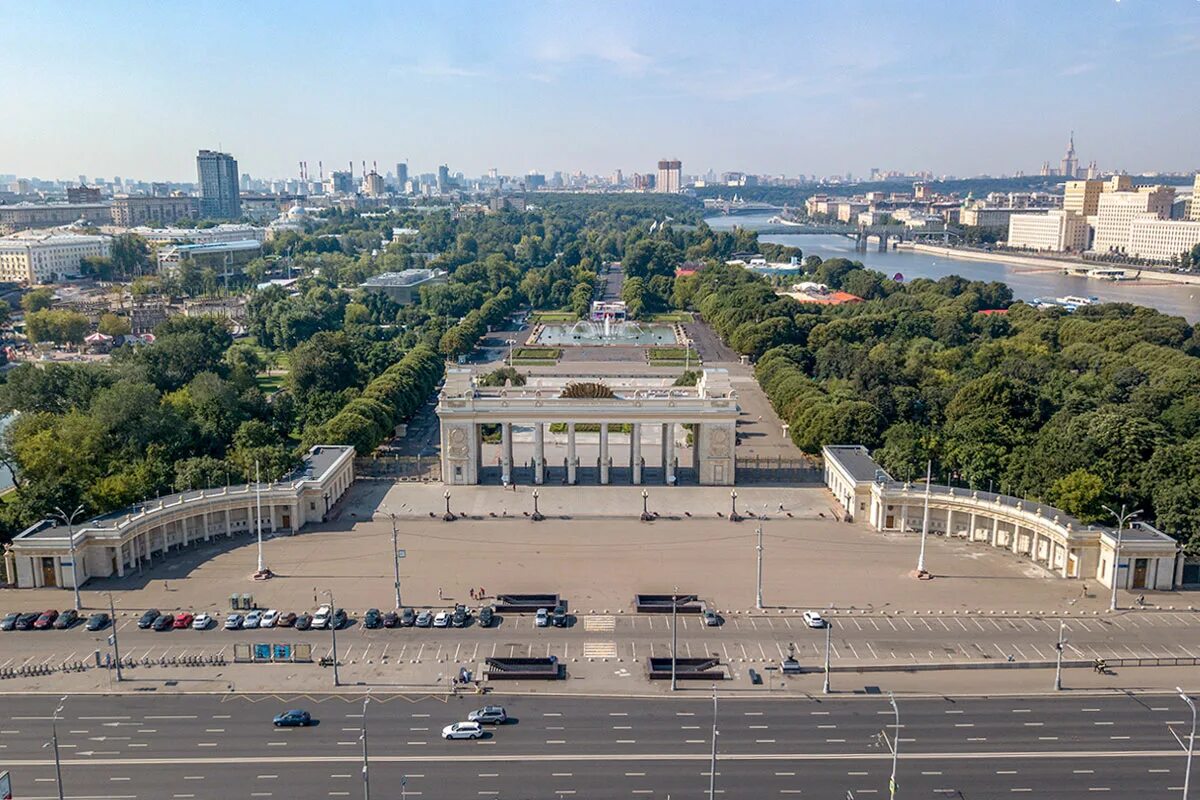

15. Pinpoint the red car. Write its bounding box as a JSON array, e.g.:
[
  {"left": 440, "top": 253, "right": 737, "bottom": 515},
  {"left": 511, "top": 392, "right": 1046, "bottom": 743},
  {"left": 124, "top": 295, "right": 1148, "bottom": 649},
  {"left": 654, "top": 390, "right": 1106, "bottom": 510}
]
[
  {"left": 33, "top": 609, "right": 59, "bottom": 629},
  {"left": 173, "top": 612, "right": 195, "bottom": 629}
]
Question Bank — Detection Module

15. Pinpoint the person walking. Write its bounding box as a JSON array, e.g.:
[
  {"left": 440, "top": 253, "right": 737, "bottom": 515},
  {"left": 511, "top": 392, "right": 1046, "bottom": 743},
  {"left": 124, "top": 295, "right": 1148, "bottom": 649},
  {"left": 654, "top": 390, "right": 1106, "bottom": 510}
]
[
  {"left": 438, "top": 586, "right": 443, "bottom": 600},
  {"left": 469, "top": 588, "right": 476, "bottom": 601}
]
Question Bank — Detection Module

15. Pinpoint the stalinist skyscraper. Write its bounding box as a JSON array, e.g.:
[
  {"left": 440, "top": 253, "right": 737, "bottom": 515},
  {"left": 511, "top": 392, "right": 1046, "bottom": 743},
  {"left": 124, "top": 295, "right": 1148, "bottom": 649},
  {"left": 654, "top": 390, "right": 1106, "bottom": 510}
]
[{"left": 1060, "top": 132, "right": 1079, "bottom": 180}]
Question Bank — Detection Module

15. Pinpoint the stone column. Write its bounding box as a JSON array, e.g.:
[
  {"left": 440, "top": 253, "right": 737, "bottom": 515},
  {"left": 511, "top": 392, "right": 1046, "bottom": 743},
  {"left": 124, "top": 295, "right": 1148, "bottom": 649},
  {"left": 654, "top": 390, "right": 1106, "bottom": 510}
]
[
  {"left": 664, "top": 423, "right": 675, "bottom": 485},
  {"left": 534, "top": 423, "right": 545, "bottom": 485},
  {"left": 114, "top": 547, "right": 124, "bottom": 578},
  {"left": 567, "top": 422, "right": 577, "bottom": 485},
  {"left": 182, "top": 518, "right": 189, "bottom": 548},
  {"left": 899, "top": 504, "right": 908, "bottom": 532},
  {"left": 969, "top": 511, "right": 978, "bottom": 541},
  {"left": 599, "top": 424, "right": 610, "bottom": 484},
  {"left": 225, "top": 508, "right": 232, "bottom": 537},
  {"left": 990, "top": 517, "right": 999, "bottom": 547},
  {"left": 946, "top": 508, "right": 955, "bottom": 537},
  {"left": 631, "top": 423, "right": 642, "bottom": 484},
  {"left": 203, "top": 511, "right": 211, "bottom": 542},
  {"left": 500, "top": 422, "right": 513, "bottom": 485}
]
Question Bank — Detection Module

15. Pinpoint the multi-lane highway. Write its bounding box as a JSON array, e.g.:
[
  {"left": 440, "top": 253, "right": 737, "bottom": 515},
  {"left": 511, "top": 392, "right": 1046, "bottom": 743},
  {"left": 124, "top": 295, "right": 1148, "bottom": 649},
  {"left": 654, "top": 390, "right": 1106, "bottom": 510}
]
[
  {"left": 4, "top": 608, "right": 1200, "bottom": 673},
  {"left": 1, "top": 692, "right": 1195, "bottom": 798}
]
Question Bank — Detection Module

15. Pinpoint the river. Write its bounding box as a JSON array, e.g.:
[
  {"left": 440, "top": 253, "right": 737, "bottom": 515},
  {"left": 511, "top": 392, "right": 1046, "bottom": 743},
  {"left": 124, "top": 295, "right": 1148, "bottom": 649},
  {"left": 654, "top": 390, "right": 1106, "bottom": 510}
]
[{"left": 704, "top": 214, "right": 1200, "bottom": 323}]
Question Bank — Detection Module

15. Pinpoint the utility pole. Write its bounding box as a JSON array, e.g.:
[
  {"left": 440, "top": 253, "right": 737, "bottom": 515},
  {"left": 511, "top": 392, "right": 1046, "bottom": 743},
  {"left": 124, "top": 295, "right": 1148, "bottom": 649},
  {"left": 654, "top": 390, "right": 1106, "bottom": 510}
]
[
  {"left": 1173, "top": 687, "right": 1195, "bottom": 800},
  {"left": 883, "top": 692, "right": 900, "bottom": 799},
  {"left": 916, "top": 461, "right": 931, "bottom": 578},
  {"left": 52, "top": 505, "right": 86, "bottom": 612},
  {"left": 671, "top": 585, "right": 678, "bottom": 692},
  {"left": 108, "top": 592, "right": 123, "bottom": 682},
  {"left": 254, "top": 460, "right": 267, "bottom": 576},
  {"left": 324, "top": 589, "right": 340, "bottom": 686},
  {"left": 756, "top": 508, "right": 765, "bottom": 610},
  {"left": 708, "top": 686, "right": 719, "bottom": 800},
  {"left": 375, "top": 510, "right": 402, "bottom": 609},
  {"left": 1054, "top": 620, "right": 1067, "bottom": 691},
  {"left": 1102, "top": 504, "right": 1141, "bottom": 612},
  {"left": 823, "top": 619, "right": 832, "bottom": 694},
  {"left": 360, "top": 696, "right": 371, "bottom": 800},
  {"left": 51, "top": 695, "right": 66, "bottom": 800}
]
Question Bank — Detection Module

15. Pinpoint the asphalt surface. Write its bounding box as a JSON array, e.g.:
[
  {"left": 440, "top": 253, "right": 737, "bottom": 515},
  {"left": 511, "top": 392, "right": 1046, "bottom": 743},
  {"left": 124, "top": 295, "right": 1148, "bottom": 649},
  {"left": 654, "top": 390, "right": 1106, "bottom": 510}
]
[
  {"left": 4, "top": 609, "right": 1200, "bottom": 672},
  {"left": 1, "top": 692, "right": 1195, "bottom": 798}
]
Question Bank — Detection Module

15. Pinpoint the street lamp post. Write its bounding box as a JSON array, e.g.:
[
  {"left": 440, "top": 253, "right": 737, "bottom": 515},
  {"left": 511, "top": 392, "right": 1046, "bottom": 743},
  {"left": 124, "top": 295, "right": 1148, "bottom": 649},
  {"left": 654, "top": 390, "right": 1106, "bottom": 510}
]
[
  {"left": 1102, "top": 504, "right": 1141, "bottom": 612},
  {"left": 443, "top": 490, "right": 455, "bottom": 521},
  {"left": 531, "top": 488, "right": 544, "bottom": 521},
  {"left": 708, "top": 686, "right": 719, "bottom": 800},
  {"left": 1175, "top": 687, "right": 1196, "bottom": 800},
  {"left": 756, "top": 511, "right": 764, "bottom": 610},
  {"left": 1053, "top": 619, "right": 1068, "bottom": 691},
  {"left": 360, "top": 696, "right": 371, "bottom": 800},
  {"left": 253, "top": 460, "right": 272, "bottom": 579},
  {"left": 375, "top": 511, "right": 402, "bottom": 609},
  {"left": 915, "top": 461, "right": 931, "bottom": 578},
  {"left": 108, "top": 592, "right": 123, "bottom": 682},
  {"left": 506, "top": 338, "right": 517, "bottom": 368},
  {"left": 888, "top": 692, "right": 900, "bottom": 799},
  {"left": 51, "top": 505, "right": 85, "bottom": 612},
  {"left": 729, "top": 490, "right": 742, "bottom": 522},
  {"left": 671, "top": 586, "right": 678, "bottom": 691},
  {"left": 823, "top": 619, "right": 832, "bottom": 694},
  {"left": 641, "top": 489, "right": 652, "bottom": 522},
  {"left": 51, "top": 695, "right": 67, "bottom": 800},
  {"left": 324, "top": 589, "right": 340, "bottom": 687}
]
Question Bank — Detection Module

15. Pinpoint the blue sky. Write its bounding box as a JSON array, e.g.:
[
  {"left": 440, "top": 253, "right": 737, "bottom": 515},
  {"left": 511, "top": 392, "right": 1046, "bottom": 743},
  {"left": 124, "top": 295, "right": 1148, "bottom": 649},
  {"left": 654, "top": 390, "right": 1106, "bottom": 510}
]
[{"left": 3, "top": 0, "right": 1199, "bottom": 181}]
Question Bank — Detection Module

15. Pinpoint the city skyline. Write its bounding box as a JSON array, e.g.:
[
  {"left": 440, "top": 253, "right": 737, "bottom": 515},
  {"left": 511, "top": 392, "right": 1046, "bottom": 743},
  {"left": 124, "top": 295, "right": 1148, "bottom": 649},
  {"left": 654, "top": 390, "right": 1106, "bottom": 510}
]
[{"left": 4, "top": 1, "right": 1200, "bottom": 181}]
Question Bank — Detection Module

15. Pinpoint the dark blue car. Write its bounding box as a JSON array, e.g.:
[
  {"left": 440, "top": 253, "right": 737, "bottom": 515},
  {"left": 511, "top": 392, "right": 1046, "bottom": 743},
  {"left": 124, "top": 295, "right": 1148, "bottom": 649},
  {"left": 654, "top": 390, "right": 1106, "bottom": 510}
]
[{"left": 273, "top": 709, "right": 312, "bottom": 727}]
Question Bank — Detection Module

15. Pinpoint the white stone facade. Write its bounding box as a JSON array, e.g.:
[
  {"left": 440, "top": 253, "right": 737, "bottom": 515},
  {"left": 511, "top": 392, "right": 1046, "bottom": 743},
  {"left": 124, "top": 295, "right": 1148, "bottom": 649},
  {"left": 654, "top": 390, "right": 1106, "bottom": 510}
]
[
  {"left": 1124, "top": 218, "right": 1200, "bottom": 263},
  {"left": 0, "top": 231, "right": 111, "bottom": 283},
  {"left": 1006, "top": 210, "right": 1089, "bottom": 252}
]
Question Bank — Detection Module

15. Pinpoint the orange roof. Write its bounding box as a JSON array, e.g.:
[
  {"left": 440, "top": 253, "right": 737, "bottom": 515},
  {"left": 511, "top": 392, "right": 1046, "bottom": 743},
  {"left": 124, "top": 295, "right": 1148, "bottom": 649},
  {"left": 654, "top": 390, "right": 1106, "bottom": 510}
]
[
  {"left": 977, "top": 308, "right": 1008, "bottom": 315},
  {"left": 790, "top": 290, "right": 863, "bottom": 305}
]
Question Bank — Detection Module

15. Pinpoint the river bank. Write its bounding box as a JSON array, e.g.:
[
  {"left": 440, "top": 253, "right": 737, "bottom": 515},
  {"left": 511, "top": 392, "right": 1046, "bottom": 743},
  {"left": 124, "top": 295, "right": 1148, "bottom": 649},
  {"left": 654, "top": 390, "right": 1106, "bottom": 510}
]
[{"left": 898, "top": 242, "right": 1200, "bottom": 287}]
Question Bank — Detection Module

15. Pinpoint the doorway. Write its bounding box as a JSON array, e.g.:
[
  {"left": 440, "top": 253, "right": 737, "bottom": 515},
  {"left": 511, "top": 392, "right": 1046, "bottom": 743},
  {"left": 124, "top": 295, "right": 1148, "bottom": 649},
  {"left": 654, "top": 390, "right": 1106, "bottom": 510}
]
[
  {"left": 1132, "top": 558, "right": 1149, "bottom": 589},
  {"left": 41, "top": 557, "right": 57, "bottom": 587}
]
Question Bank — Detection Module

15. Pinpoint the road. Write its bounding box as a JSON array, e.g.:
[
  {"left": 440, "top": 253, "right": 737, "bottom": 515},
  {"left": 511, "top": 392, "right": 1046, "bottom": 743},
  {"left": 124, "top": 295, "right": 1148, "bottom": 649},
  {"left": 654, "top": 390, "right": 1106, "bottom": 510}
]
[
  {"left": 4, "top": 609, "right": 1200, "bottom": 673},
  {"left": 0, "top": 692, "right": 1195, "bottom": 798}
]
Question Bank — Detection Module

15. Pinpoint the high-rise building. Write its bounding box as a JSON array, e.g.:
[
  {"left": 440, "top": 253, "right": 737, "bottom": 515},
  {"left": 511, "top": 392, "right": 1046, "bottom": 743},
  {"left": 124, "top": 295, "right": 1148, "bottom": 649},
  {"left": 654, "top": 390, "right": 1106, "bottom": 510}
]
[
  {"left": 1060, "top": 133, "right": 1079, "bottom": 180},
  {"left": 1191, "top": 174, "right": 1200, "bottom": 222},
  {"left": 1006, "top": 210, "right": 1089, "bottom": 252},
  {"left": 196, "top": 149, "right": 241, "bottom": 219},
  {"left": 362, "top": 170, "right": 385, "bottom": 196},
  {"left": 1064, "top": 179, "right": 1105, "bottom": 217},
  {"left": 1092, "top": 185, "right": 1175, "bottom": 254},
  {"left": 437, "top": 164, "right": 450, "bottom": 193},
  {"left": 656, "top": 159, "right": 682, "bottom": 193},
  {"left": 396, "top": 162, "right": 408, "bottom": 191}
]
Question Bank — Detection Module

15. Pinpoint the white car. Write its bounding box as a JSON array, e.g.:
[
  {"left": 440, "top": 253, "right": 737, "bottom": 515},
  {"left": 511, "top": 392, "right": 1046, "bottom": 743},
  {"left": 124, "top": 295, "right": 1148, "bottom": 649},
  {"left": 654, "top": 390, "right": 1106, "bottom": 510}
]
[
  {"left": 802, "top": 610, "right": 826, "bottom": 629},
  {"left": 261, "top": 609, "right": 280, "bottom": 628},
  {"left": 433, "top": 611, "right": 450, "bottom": 628},
  {"left": 441, "top": 721, "right": 484, "bottom": 740},
  {"left": 312, "top": 605, "right": 331, "bottom": 629},
  {"left": 243, "top": 610, "right": 263, "bottom": 629},
  {"left": 224, "top": 613, "right": 243, "bottom": 630},
  {"left": 192, "top": 613, "right": 212, "bottom": 630},
  {"left": 535, "top": 608, "right": 549, "bottom": 627}
]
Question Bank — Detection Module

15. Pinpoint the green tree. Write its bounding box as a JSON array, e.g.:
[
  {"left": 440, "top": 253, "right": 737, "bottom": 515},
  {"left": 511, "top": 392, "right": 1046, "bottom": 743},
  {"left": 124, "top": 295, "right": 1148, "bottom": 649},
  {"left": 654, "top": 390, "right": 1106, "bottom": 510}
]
[
  {"left": 97, "top": 313, "right": 131, "bottom": 337},
  {"left": 1044, "top": 469, "right": 1106, "bottom": 522},
  {"left": 21, "top": 288, "right": 54, "bottom": 313}
]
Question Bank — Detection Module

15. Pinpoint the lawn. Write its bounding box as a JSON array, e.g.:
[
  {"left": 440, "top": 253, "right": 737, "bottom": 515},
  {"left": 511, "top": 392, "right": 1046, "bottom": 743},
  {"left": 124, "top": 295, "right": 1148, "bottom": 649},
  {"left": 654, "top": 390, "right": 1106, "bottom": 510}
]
[
  {"left": 513, "top": 347, "right": 561, "bottom": 360},
  {"left": 530, "top": 310, "right": 578, "bottom": 323},
  {"left": 647, "top": 347, "right": 700, "bottom": 366},
  {"left": 255, "top": 373, "right": 288, "bottom": 395},
  {"left": 648, "top": 311, "right": 693, "bottom": 323}
]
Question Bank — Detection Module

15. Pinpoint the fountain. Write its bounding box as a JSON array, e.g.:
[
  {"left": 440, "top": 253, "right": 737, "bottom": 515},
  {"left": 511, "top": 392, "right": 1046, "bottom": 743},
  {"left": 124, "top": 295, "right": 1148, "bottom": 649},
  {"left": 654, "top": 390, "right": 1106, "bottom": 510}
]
[{"left": 536, "top": 316, "right": 678, "bottom": 346}]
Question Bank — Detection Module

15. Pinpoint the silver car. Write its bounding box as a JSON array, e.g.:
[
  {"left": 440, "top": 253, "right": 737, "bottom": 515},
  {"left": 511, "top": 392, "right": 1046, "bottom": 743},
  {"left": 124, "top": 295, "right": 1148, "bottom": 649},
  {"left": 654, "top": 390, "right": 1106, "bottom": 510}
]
[{"left": 468, "top": 706, "right": 507, "bottom": 724}]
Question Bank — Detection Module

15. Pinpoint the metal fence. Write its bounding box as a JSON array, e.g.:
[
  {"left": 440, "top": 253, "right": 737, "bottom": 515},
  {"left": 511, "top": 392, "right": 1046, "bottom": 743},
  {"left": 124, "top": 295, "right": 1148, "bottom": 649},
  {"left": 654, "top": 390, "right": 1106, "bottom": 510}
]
[
  {"left": 355, "top": 455, "right": 441, "bottom": 481},
  {"left": 735, "top": 456, "right": 823, "bottom": 485}
]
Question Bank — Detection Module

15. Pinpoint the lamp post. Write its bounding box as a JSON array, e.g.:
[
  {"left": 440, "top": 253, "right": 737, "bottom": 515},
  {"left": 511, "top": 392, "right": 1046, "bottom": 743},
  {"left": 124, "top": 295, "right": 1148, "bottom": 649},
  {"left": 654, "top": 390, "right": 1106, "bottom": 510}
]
[
  {"left": 108, "top": 592, "right": 123, "bottom": 682},
  {"left": 253, "top": 460, "right": 272, "bottom": 579},
  {"left": 49, "top": 694, "right": 67, "bottom": 800},
  {"left": 887, "top": 692, "right": 900, "bottom": 799},
  {"left": 729, "top": 490, "right": 742, "bottom": 522},
  {"left": 1101, "top": 504, "right": 1141, "bottom": 612},
  {"left": 531, "top": 488, "right": 544, "bottom": 522},
  {"left": 1053, "top": 619, "right": 1067, "bottom": 691},
  {"left": 756, "top": 510, "right": 764, "bottom": 610},
  {"left": 641, "top": 489, "right": 652, "bottom": 522},
  {"left": 708, "top": 686, "right": 719, "bottom": 800},
  {"left": 51, "top": 505, "right": 86, "bottom": 612},
  {"left": 374, "top": 511, "right": 402, "bottom": 609},
  {"left": 506, "top": 338, "right": 517, "bottom": 368},
  {"left": 823, "top": 619, "right": 832, "bottom": 694},
  {"left": 915, "top": 461, "right": 931, "bottom": 578},
  {"left": 671, "top": 585, "right": 679, "bottom": 692},
  {"left": 443, "top": 490, "right": 455, "bottom": 521},
  {"left": 324, "top": 589, "right": 340, "bottom": 687},
  {"left": 1175, "top": 687, "right": 1196, "bottom": 800},
  {"left": 360, "top": 695, "right": 371, "bottom": 800}
]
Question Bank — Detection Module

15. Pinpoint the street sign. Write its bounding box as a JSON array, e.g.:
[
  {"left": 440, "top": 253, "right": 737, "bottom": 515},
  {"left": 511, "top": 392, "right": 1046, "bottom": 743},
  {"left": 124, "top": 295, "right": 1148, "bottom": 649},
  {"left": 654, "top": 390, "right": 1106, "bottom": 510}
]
[{"left": 396, "top": 549, "right": 406, "bottom": 559}]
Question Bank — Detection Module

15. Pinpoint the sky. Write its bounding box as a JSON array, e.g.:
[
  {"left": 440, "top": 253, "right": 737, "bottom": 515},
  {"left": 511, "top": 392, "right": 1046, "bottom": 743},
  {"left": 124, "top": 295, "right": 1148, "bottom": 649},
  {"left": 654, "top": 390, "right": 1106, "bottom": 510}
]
[{"left": 3, "top": 0, "right": 1199, "bottom": 182}]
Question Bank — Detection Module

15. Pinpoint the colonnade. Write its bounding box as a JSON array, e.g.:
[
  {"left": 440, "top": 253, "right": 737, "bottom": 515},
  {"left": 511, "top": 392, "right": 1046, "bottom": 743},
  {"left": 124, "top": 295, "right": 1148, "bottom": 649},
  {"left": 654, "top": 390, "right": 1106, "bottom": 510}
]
[{"left": 496, "top": 421, "right": 682, "bottom": 486}]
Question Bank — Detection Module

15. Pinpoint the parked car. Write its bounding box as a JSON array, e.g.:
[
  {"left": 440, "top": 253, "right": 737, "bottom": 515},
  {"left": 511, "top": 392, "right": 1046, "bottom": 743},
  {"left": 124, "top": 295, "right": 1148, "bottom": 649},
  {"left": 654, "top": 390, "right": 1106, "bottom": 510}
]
[
  {"left": 173, "top": 612, "right": 194, "bottom": 629},
  {"left": 33, "top": 610, "right": 59, "bottom": 630},
  {"left": 261, "top": 609, "right": 280, "bottom": 628},
  {"left": 451, "top": 605, "right": 469, "bottom": 628},
  {"left": 152, "top": 613, "right": 175, "bottom": 631},
  {"left": 401, "top": 607, "right": 416, "bottom": 627},
  {"left": 363, "top": 609, "right": 383, "bottom": 629},
  {"left": 441, "top": 721, "right": 484, "bottom": 740},
  {"left": 85, "top": 612, "right": 110, "bottom": 631},
  {"left": 312, "top": 605, "right": 332, "bottom": 629},
  {"left": 243, "top": 610, "right": 263, "bottom": 629},
  {"left": 277, "top": 612, "right": 297, "bottom": 628},
  {"left": 273, "top": 709, "right": 312, "bottom": 727},
  {"left": 749, "top": 668, "right": 762, "bottom": 685},
  {"left": 552, "top": 605, "right": 568, "bottom": 628},
  {"left": 331, "top": 608, "right": 347, "bottom": 629},
  {"left": 224, "top": 613, "right": 244, "bottom": 630},
  {"left": 53, "top": 609, "right": 79, "bottom": 629},
  {"left": 192, "top": 613, "right": 212, "bottom": 630},
  {"left": 1, "top": 612, "right": 19, "bottom": 631},
  {"left": 15, "top": 612, "right": 40, "bottom": 630},
  {"left": 467, "top": 706, "right": 507, "bottom": 724},
  {"left": 433, "top": 611, "right": 450, "bottom": 628},
  {"left": 383, "top": 611, "right": 400, "bottom": 628},
  {"left": 535, "top": 608, "right": 549, "bottom": 627},
  {"left": 802, "top": 610, "right": 826, "bottom": 629},
  {"left": 294, "top": 614, "right": 313, "bottom": 631},
  {"left": 478, "top": 606, "right": 494, "bottom": 628},
  {"left": 415, "top": 610, "right": 433, "bottom": 628},
  {"left": 138, "top": 609, "right": 160, "bottom": 629},
  {"left": 703, "top": 609, "right": 720, "bottom": 627}
]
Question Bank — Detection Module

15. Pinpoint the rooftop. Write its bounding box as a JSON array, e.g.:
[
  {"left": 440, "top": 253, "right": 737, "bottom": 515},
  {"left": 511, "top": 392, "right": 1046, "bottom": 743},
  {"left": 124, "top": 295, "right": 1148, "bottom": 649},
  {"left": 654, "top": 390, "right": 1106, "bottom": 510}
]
[
  {"left": 823, "top": 445, "right": 892, "bottom": 483},
  {"left": 361, "top": 268, "right": 446, "bottom": 287},
  {"left": 159, "top": 239, "right": 263, "bottom": 255}
]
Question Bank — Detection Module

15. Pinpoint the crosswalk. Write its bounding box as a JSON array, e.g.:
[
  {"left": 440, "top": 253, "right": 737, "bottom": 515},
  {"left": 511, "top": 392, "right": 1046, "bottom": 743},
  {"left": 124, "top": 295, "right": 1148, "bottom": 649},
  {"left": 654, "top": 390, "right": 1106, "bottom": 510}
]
[
  {"left": 582, "top": 642, "right": 618, "bottom": 658},
  {"left": 583, "top": 615, "right": 616, "bottom": 632}
]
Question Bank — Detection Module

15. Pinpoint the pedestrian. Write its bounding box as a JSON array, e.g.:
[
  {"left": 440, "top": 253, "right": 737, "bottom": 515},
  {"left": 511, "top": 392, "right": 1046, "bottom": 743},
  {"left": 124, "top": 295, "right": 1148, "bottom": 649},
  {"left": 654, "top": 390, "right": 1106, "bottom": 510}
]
[
  {"left": 1081, "top": 582, "right": 1088, "bottom": 598},
  {"left": 164, "top": 580, "right": 169, "bottom": 592},
  {"left": 778, "top": 502, "right": 785, "bottom": 512},
  {"left": 438, "top": 586, "right": 443, "bottom": 600},
  {"left": 470, "top": 588, "right": 476, "bottom": 600},
  {"left": 479, "top": 586, "right": 485, "bottom": 599}
]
